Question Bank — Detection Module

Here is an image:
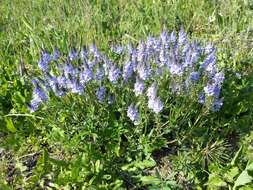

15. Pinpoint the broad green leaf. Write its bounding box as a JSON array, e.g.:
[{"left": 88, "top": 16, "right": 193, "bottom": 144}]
[
  {"left": 233, "top": 171, "right": 253, "bottom": 190},
  {"left": 207, "top": 174, "right": 227, "bottom": 187},
  {"left": 224, "top": 167, "right": 239, "bottom": 183},
  {"left": 4, "top": 118, "right": 17, "bottom": 133},
  {"left": 239, "top": 186, "right": 253, "bottom": 190}
]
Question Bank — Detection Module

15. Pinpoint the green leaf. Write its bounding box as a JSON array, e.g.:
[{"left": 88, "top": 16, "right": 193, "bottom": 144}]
[
  {"left": 112, "top": 179, "right": 124, "bottom": 190},
  {"left": 4, "top": 118, "right": 17, "bottom": 133},
  {"left": 224, "top": 167, "right": 240, "bottom": 183},
  {"left": 246, "top": 162, "right": 253, "bottom": 172},
  {"left": 95, "top": 160, "right": 100, "bottom": 173},
  {"left": 121, "top": 159, "right": 156, "bottom": 171},
  {"left": 207, "top": 174, "right": 227, "bottom": 187},
  {"left": 139, "top": 176, "right": 161, "bottom": 185},
  {"left": 134, "top": 159, "right": 156, "bottom": 169},
  {"left": 233, "top": 171, "right": 253, "bottom": 190},
  {"left": 239, "top": 186, "right": 253, "bottom": 190}
]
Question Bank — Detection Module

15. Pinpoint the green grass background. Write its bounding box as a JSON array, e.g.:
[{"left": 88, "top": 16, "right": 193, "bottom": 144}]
[{"left": 0, "top": 0, "right": 252, "bottom": 68}]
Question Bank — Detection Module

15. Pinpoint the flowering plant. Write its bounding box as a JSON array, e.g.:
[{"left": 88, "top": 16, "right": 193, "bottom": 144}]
[{"left": 29, "top": 28, "right": 224, "bottom": 125}]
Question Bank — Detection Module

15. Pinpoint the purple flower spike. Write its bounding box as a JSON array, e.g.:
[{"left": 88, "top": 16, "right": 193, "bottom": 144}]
[
  {"left": 108, "top": 65, "right": 121, "bottom": 84},
  {"left": 204, "top": 83, "right": 221, "bottom": 97},
  {"left": 28, "top": 99, "right": 42, "bottom": 113},
  {"left": 137, "top": 63, "right": 151, "bottom": 80},
  {"left": 80, "top": 68, "right": 93, "bottom": 85},
  {"left": 127, "top": 104, "right": 140, "bottom": 125},
  {"left": 33, "top": 85, "right": 48, "bottom": 103},
  {"left": 148, "top": 97, "right": 164, "bottom": 114},
  {"left": 38, "top": 51, "right": 51, "bottom": 72},
  {"left": 178, "top": 27, "right": 187, "bottom": 46},
  {"left": 137, "top": 41, "right": 147, "bottom": 63},
  {"left": 64, "top": 63, "right": 77, "bottom": 78},
  {"left": 95, "top": 66, "right": 105, "bottom": 81},
  {"left": 70, "top": 80, "right": 83, "bottom": 95},
  {"left": 89, "top": 43, "right": 100, "bottom": 58},
  {"left": 134, "top": 78, "right": 145, "bottom": 96},
  {"left": 123, "top": 61, "right": 134, "bottom": 81},
  {"left": 147, "top": 83, "right": 157, "bottom": 99},
  {"left": 160, "top": 30, "right": 169, "bottom": 48},
  {"left": 169, "top": 64, "right": 184, "bottom": 76},
  {"left": 29, "top": 81, "right": 48, "bottom": 112},
  {"left": 159, "top": 47, "right": 169, "bottom": 66},
  {"left": 200, "top": 52, "right": 216, "bottom": 74},
  {"left": 170, "top": 31, "right": 177, "bottom": 43},
  {"left": 96, "top": 86, "right": 106, "bottom": 102},
  {"left": 80, "top": 47, "right": 88, "bottom": 59},
  {"left": 213, "top": 72, "right": 225, "bottom": 85}
]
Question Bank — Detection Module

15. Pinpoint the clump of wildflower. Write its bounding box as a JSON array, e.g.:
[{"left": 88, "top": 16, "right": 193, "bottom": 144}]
[{"left": 29, "top": 28, "right": 225, "bottom": 116}]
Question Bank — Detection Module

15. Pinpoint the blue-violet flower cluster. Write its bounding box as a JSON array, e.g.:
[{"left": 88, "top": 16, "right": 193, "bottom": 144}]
[{"left": 29, "top": 28, "right": 225, "bottom": 123}]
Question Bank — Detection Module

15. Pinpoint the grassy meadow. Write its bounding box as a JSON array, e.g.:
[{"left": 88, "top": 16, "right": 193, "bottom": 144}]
[{"left": 0, "top": 0, "right": 253, "bottom": 189}]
